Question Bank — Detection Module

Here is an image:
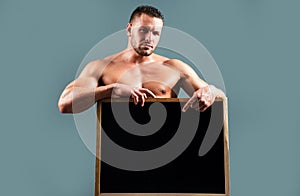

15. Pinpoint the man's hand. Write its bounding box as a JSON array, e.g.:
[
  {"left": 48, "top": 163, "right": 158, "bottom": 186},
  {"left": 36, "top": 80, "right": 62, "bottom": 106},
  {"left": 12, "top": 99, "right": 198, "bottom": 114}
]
[
  {"left": 112, "top": 83, "right": 156, "bottom": 106},
  {"left": 182, "top": 85, "right": 223, "bottom": 112}
]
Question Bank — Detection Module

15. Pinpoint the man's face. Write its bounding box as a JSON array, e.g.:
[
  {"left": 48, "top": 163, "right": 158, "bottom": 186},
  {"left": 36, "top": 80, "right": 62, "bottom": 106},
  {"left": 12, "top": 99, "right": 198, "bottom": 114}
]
[{"left": 128, "top": 14, "right": 163, "bottom": 56}]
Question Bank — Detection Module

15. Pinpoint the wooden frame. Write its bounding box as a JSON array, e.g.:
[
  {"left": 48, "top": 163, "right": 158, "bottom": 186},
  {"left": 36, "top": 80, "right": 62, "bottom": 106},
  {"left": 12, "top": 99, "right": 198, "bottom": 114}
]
[{"left": 95, "top": 98, "right": 230, "bottom": 196}]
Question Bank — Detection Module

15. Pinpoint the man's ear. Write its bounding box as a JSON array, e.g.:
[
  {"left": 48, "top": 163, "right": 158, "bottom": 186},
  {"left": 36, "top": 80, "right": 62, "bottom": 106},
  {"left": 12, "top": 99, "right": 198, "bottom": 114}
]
[{"left": 126, "top": 23, "right": 132, "bottom": 37}]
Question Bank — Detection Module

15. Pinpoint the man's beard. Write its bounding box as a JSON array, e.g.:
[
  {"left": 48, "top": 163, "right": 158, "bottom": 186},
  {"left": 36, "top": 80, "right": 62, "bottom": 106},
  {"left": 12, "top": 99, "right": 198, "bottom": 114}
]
[
  {"left": 131, "top": 39, "right": 154, "bottom": 56},
  {"left": 133, "top": 46, "right": 153, "bottom": 56}
]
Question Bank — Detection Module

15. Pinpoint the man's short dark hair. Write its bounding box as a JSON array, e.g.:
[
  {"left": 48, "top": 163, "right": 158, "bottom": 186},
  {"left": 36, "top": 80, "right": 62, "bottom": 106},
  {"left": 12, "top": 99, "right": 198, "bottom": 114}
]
[{"left": 129, "top": 5, "right": 164, "bottom": 23}]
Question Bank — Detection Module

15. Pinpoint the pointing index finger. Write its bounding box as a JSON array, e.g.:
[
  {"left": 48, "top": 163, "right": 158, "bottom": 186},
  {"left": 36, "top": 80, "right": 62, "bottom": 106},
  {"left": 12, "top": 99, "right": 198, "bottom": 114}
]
[
  {"left": 182, "top": 90, "right": 202, "bottom": 112},
  {"left": 182, "top": 96, "right": 196, "bottom": 112}
]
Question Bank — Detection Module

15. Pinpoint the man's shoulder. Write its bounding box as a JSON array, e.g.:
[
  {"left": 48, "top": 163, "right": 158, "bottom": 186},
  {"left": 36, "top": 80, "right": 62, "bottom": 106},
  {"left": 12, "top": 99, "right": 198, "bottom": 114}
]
[
  {"left": 82, "top": 57, "right": 115, "bottom": 77},
  {"left": 85, "top": 59, "right": 109, "bottom": 70},
  {"left": 161, "top": 59, "right": 194, "bottom": 77},
  {"left": 163, "top": 59, "right": 188, "bottom": 68}
]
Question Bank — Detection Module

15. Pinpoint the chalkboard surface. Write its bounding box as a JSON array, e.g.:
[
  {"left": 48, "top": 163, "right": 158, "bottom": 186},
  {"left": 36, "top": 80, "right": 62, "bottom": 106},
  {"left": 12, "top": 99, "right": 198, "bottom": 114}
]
[{"left": 95, "top": 98, "right": 230, "bottom": 196}]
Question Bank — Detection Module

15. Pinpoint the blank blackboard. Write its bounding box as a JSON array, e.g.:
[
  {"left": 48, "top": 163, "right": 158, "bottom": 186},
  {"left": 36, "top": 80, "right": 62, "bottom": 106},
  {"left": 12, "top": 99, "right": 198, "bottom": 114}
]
[{"left": 95, "top": 98, "right": 230, "bottom": 196}]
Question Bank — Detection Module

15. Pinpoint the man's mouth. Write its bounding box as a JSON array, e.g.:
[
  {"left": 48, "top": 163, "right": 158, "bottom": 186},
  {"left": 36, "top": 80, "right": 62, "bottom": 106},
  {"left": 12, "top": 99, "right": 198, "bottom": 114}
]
[{"left": 141, "top": 43, "right": 153, "bottom": 48}]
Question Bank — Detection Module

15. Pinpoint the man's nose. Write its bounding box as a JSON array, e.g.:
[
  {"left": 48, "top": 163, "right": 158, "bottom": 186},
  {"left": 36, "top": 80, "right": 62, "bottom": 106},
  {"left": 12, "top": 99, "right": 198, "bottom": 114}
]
[{"left": 144, "top": 32, "right": 152, "bottom": 42}]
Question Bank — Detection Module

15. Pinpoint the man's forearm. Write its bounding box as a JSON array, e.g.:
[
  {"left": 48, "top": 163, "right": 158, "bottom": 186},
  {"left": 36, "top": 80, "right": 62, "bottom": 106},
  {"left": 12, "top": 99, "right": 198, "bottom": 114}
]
[{"left": 58, "top": 84, "right": 115, "bottom": 113}]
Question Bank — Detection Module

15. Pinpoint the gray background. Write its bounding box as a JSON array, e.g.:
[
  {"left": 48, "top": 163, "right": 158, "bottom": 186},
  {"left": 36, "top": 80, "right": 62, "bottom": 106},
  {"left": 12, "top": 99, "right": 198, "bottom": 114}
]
[{"left": 1, "top": 0, "right": 299, "bottom": 195}]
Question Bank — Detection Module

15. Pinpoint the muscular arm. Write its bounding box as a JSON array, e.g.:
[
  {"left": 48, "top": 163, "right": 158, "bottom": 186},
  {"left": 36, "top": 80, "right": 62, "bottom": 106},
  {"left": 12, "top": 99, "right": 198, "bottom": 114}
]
[
  {"left": 58, "top": 60, "right": 113, "bottom": 113},
  {"left": 165, "top": 59, "right": 225, "bottom": 111},
  {"left": 58, "top": 59, "right": 156, "bottom": 113},
  {"left": 164, "top": 59, "right": 207, "bottom": 93}
]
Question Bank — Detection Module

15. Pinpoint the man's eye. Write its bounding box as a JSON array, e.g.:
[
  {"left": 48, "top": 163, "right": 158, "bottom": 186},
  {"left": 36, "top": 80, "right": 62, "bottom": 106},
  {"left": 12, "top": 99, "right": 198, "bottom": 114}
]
[
  {"left": 139, "top": 28, "right": 148, "bottom": 33},
  {"left": 153, "top": 31, "right": 160, "bottom": 36}
]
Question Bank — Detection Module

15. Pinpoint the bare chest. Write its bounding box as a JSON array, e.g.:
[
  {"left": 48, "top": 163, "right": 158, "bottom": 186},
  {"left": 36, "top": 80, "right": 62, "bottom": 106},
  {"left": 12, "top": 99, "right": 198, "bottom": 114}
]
[{"left": 101, "top": 62, "right": 181, "bottom": 97}]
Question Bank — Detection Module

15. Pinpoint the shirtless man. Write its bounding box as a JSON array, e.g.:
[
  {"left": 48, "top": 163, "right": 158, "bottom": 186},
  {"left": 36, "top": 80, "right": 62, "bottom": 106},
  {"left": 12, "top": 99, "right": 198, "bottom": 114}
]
[{"left": 58, "top": 5, "right": 225, "bottom": 114}]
